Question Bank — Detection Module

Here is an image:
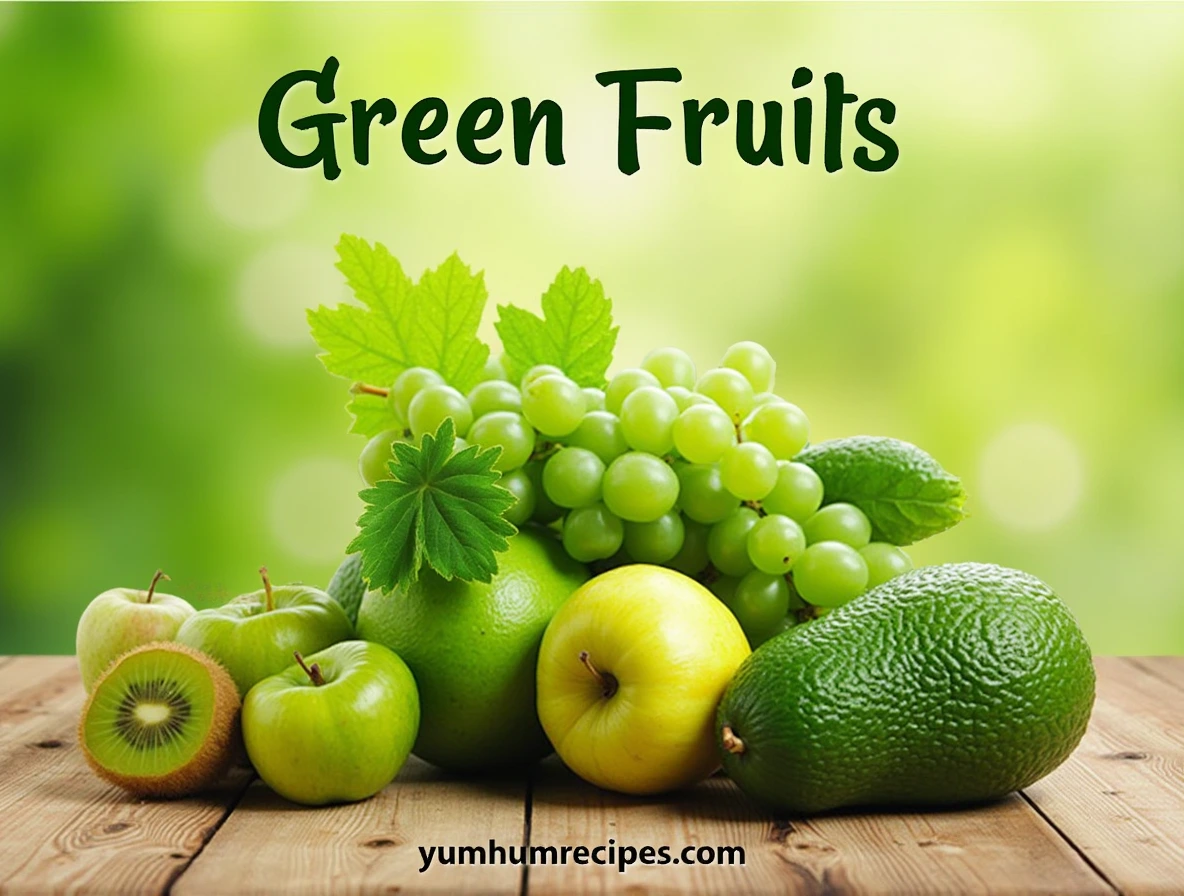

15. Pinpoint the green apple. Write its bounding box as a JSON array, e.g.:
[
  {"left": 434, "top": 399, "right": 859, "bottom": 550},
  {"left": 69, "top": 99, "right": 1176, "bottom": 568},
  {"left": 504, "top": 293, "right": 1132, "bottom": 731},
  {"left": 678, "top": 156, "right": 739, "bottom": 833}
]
[
  {"left": 176, "top": 567, "right": 353, "bottom": 696},
  {"left": 242, "top": 640, "right": 420, "bottom": 806},
  {"left": 76, "top": 570, "right": 196, "bottom": 692},
  {"left": 536, "top": 564, "right": 751, "bottom": 795}
]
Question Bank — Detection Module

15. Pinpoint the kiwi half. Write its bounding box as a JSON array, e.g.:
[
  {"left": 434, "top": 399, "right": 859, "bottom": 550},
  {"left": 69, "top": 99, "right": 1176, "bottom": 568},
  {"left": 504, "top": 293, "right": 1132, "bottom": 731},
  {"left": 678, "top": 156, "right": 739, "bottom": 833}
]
[{"left": 79, "top": 642, "right": 240, "bottom": 798}]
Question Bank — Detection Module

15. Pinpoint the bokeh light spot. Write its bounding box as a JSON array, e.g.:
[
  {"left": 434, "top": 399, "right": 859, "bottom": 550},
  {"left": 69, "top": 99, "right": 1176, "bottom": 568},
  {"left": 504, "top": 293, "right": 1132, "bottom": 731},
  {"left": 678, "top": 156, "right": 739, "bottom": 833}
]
[
  {"left": 267, "top": 457, "right": 361, "bottom": 564},
  {"left": 203, "top": 126, "right": 309, "bottom": 230},
  {"left": 237, "top": 242, "right": 340, "bottom": 348},
  {"left": 979, "top": 423, "right": 1085, "bottom": 532}
]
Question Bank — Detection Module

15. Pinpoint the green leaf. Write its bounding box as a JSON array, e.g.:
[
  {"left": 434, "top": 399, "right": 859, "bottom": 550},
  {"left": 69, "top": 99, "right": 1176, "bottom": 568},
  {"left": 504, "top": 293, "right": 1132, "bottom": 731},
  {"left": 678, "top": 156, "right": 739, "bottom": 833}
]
[
  {"left": 346, "top": 391, "right": 402, "bottom": 437},
  {"left": 307, "top": 237, "right": 491, "bottom": 436},
  {"left": 414, "top": 254, "right": 491, "bottom": 393},
  {"left": 347, "top": 418, "right": 517, "bottom": 592},
  {"left": 796, "top": 436, "right": 968, "bottom": 546},
  {"left": 308, "top": 235, "right": 418, "bottom": 386},
  {"left": 495, "top": 266, "right": 618, "bottom": 388}
]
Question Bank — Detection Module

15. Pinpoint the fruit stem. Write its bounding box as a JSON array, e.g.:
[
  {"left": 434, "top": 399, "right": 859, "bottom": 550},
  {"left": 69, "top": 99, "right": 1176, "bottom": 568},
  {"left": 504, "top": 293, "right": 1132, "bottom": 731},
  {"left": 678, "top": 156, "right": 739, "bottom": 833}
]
[
  {"left": 578, "top": 651, "right": 618, "bottom": 699},
  {"left": 145, "top": 569, "right": 169, "bottom": 604},
  {"left": 351, "top": 382, "right": 390, "bottom": 398},
  {"left": 721, "top": 725, "right": 746, "bottom": 755},
  {"left": 294, "top": 651, "right": 325, "bottom": 687},
  {"left": 260, "top": 566, "right": 274, "bottom": 613}
]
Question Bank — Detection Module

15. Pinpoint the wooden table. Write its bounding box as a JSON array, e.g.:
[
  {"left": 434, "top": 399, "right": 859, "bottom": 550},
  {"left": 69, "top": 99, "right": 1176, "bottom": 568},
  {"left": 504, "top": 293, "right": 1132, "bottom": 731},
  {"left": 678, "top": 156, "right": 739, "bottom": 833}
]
[{"left": 1, "top": 656, "right": 1181, "bottom": 895}]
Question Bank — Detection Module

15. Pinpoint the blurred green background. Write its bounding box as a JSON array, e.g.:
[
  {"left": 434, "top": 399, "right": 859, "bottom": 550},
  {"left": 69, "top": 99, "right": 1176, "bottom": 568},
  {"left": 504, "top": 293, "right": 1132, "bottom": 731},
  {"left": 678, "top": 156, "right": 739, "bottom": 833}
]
[{"left": 1, "top": 2, "right": 1181, "bottom": 654}]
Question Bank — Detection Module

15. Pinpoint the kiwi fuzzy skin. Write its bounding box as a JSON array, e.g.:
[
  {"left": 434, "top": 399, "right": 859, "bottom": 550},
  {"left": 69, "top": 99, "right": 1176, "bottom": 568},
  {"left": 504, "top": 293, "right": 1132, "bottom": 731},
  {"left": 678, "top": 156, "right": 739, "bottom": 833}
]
[{"left": 79, "top": 642, "right": 241, "bottom": 798}]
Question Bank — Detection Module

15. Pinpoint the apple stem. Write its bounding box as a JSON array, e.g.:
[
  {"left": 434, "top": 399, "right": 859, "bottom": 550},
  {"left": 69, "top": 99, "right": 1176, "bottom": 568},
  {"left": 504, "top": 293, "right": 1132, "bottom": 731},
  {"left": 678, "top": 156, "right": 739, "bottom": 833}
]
[
  {"left": 720, "top": 725, "right": 746, "bottom": 755},
  {"left": 578, "top": 650, "right": 618, "bottom": 699},
  {"left": 146, "top": 569, "right": 169, "bottom": 604},
  {"left": 351, "top": 382, "right": 390, "bottom": 399},
  {"left": 260, "top": 566, "right": 274, "bottom": 612},
  {"left": 293, "top": 651, "right": 325, "bottom": 686}
]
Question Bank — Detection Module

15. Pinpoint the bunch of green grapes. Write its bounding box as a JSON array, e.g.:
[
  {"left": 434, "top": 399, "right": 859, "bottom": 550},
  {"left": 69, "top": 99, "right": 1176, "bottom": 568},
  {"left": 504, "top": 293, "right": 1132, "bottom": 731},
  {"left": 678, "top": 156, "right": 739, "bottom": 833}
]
[{"left": 355, "top": 342, "right": 913, "bottom": 649}]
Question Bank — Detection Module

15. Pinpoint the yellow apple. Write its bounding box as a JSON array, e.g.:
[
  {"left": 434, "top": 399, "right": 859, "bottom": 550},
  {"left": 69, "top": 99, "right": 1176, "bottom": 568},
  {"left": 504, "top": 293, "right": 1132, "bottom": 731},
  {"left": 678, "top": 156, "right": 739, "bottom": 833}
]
[{"left": 536, "top": 564, "right": 750, "bottom": 794}]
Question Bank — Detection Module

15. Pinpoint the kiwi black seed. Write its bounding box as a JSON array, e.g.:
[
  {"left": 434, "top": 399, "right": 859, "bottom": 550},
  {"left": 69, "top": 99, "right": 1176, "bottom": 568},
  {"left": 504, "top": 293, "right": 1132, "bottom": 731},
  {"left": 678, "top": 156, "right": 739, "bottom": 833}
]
[{"left": 79, "top": 642, "right": 240, "bottom": 798}]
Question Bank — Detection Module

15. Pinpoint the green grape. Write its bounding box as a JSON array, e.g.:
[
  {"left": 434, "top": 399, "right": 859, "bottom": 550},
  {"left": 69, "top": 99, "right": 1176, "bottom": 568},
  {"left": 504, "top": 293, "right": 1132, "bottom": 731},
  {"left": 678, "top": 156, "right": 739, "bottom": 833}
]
[
  {"left": 721, "top": 341, "right": 776, "bottom": 393},
  {"left": 707, "top": 506, "right": 760, "bottom": 576},
  {"left": 566, "top": 411, "right": 629, "bottom": 465},
  {"left": 467, "top": 411, "right": 536, "bottom": 472},
  {"left": 453, "top": 437, "right": 469, "bottom": 453},
  {"left": 521, "top": 364, "right": 564, "bottom": 388},
  {"left": 732, "top": 571, "right": 792, "bottom": 646},
  {"left": 620, "top": 386, "right": 679, "bottom": 455},
  {"left": 685, "top": 392, "right": 716, "bottom": 408},
  {"left": 479, "top": 355, "right": 508, "bottom": 382},
  {"left": 761, "top": 461, "right": 824, "bottom": 522},
  {"left": 604, "top": 368, "right": 661, "bottom": 415},
  {"left": 752, "top": 391, "right": 787, "bottom": 408},
  {"left": 739, "top": 402, "right": 810, "bottom": 460},
  {"left": 803, "top": 502, "right": 872, "bottom": 548},
  {"left": 708, "top": 574, "right": 740, "bottom": 605},
  {"left": 623, "top": 511, "right": 685, "bottom": 563},
  {"left": 582, "top": 387, "right": 606, "bottom": 411},
  {"left": 672, "top": 403, "right": 736, "bottom": 464},
  {"left": 641, "top": 347, "right": 697, "bottom": 389},
  {"left": 499, "top": 468, "right": 536, "bottom": 526},
  {"left": 666, "top": 386, "right": 694, "bottom": 411},
  {"left": 358, "top": 428, "right": 408, "bottom": 487},
  {"left": 669, "top": 519, "right": 710, "bottom": 575},
  {"left": 793, "top": 541, "right": 869, "bottom": 608},
  {"left": 860, "top": 542, "right": 913, "bottom": 589},
  {"left": 467, "top": 380, "right": 522, "bottom": 418},
  {"left": 694, "top": 367, "right": 756, "bottom": 423},
  {"left": 392, "top": 367, "right": 445, "bottom": 421},
  {"left": 719, "top": 441, "right": 778, "bottom": 500},
  {"left": 562, "top": 503, "right": 624, "bottom": 562},
  {"left": 746, "top": 514, "right": 807, "bottom": 575},
  {"left": 542, "top": 447, "right": 606, "bottom": 509},
  {"left": 408, "top": 384, "right": 474, "bottom": 439},
  {"left": 521, "top": 374, "right": 584, "bottom": 438},
  {"left": 769, "top": 613, "right": 799, "bottom": 640},
  {"left": 677, "top": 464, "right": 740, "bottom": 524},
  {"left": 525, "top": 460, "right": 564, "bottom": 523},
  {"left": 602, "top": 452, "right": 679, "bottom": 522}
]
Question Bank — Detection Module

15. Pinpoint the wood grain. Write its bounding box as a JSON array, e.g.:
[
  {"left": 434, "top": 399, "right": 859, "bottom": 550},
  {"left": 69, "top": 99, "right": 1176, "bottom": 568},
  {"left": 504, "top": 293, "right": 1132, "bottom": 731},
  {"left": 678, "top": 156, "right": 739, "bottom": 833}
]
[
  {"left": 174, "top": 756, "right": 528, "bottom": 896},
  {"left": 0, "top": 657, "right": 1180, "bottom": 895},
  {"left": 0, "top": 656, "right": 251, "bottom": 896},
  {"left": 526, "top": 756, "right": 1111, "bottom": 895},
  {"left": 1023, "top": 656, "right": 1184, "bottom": 895},
  {"left": 1127, "top": 655, "right": 1184, "bottom": 690}
]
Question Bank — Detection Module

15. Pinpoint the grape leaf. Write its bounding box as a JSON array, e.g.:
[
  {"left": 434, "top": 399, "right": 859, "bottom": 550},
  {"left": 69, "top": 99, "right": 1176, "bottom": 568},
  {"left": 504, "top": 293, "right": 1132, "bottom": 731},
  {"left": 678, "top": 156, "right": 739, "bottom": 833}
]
[
  {"left": 495, "top": 266, "right": 618, "bottom": 388},
  {"left": 346, "top": 391, "right": 402, "bottom": 437},
  {"left": 307, "top": 236, "right": 491, "bottom": 436},
  {"left": 796, "top": 436, "right": 968, "bottom": 546},
  {"left": 347, "top": 418, "right": 517, "bottom": 592}
]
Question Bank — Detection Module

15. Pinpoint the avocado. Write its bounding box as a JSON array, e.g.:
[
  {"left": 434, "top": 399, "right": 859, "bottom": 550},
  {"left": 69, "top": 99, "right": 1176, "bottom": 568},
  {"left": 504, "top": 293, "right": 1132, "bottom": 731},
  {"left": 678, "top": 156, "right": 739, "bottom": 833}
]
[
  {"left": 326, "top": 552, "right": 366, "bottom": 627},
  {"left": 716, "top": 563, "right": 1094, "bottom": 814}
]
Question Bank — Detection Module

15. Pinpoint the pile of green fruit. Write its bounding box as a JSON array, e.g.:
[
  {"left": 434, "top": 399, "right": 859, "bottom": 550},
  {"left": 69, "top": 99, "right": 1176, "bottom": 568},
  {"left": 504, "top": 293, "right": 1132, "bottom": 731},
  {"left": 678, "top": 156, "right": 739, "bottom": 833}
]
[
  {"left": 356, "top": 343, "right": 929, "bottom": 648},
  {"left": 76, "top": 569, "right": 418, "bottom": 805},
  {"left": 71, "top": 240, "right": 1096, "bottom": 816}
]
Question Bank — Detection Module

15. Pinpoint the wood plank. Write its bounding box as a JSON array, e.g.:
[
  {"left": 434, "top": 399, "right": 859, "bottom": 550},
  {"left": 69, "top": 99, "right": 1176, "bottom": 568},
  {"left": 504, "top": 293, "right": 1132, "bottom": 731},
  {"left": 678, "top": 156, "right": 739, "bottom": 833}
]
[
  {"left": 174, "top": 756, "right": 527, "bottom": 896},
  {"left": 1024, "top": 657, "right": 1184, "bottom": 895},
  {"left": 1126, "top": 656, "right": 1184, "bottom": 691},
  {"left": 0, "top": 656, "right": 252, "bottom": 896},
  {"left": 526, "top": 755, "right": 1110, "bottom": 895}
]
